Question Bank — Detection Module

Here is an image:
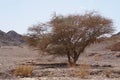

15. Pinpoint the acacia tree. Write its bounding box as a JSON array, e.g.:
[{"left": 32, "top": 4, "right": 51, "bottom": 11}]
[
  {"left": 26, "top": 12, "right": 114, "bottom": 66},
  {"left": 25, "top": 23, "right": 48, "bottom": 47}
]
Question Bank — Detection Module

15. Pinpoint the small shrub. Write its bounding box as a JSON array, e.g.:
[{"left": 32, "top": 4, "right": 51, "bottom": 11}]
[
  {"left": 94, "top": 54, "right": 102, "bottom": 61},
  {"left": 41, "top": 71, "right": 54, "bottom": 77},
  {"left": 68, "top": 62, "right": 76, "bottom": 67},
  {"left": 14, "top": 65, "right": 33, "bottom": 77},
  {"left": 110, "top": 42, "right": 120, "bottom": 51},
  {"left": 103, "top": 69, "right": 112, "bottom": 78},
  {"left": 18, "top": 45, "right": 24, "bottom": 48},
  {"left": 71, "top": 63, "right": 90, "bottom": 78}
]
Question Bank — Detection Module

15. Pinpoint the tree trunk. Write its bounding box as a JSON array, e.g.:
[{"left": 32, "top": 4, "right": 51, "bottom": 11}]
[
  {"left": 69, "top": 61, "right": 76, "bottom": 67},
  {"left": 67, "top": 53, "right": 77, "bottom": 67}
]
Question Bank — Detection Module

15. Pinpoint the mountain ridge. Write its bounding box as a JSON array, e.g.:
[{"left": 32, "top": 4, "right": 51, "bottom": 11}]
[{"left": 0, "top": 30, "right": 24, "bottom": 46}]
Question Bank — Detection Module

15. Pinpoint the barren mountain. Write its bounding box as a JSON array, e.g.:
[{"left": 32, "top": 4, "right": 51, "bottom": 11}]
[
  {"left": 0, "top": 30, "right": 24, "bottom": 46},
  {"left": 7, "top": 30, "right": 24, "bottom": 44}
]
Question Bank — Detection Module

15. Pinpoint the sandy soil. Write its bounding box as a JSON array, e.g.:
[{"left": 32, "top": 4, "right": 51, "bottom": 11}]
[
  {"left": 0, "top": 46, "right": 39, "bottom": 78},
  {"left": 0, "top": 43, "right": 120, "bottom": 80}
]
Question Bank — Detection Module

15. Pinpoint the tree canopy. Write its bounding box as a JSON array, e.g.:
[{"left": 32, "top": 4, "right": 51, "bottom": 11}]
[{"left": 26, "top": 12, "right": 114, "bottom": 66}]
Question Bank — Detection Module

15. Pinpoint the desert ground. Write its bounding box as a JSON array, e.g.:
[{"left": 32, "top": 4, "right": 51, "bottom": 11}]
[{"left": 0, "top": 37, "right": 120, "bottom": 80}]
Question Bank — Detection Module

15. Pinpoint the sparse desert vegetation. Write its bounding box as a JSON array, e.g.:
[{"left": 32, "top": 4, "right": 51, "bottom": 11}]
[
  {"left": 71, "top": 63, "right": 90, "bottom": 78},
  {"left": 26, "top": 12, "right": 114, "bottom": 67},
  {"left": 0, "top": 36, "right": 120, "bottom": 79},
  {"left": 110, "top": 42, "right": 120, "bottom": 51},
  {"left": 103, "top": 69, "right": 112, "bottom": 78},
  {"left": 1, "top": 0, "right": 120, "bottom": 80},
  {"left": 0, "top": 12, "right": 120, "bottom": 80},
  {"left": 13, "top": 65, "right": 33, "bottom": 77}
]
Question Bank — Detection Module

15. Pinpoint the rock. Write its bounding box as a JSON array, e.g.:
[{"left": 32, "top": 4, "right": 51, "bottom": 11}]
[
  {"left": 88, "top": 53, "right": 97, "bottom": 56},
  {"left": 116, "top": 53, "right": 120, "bottom": 57},
  {"left": 0, "top": 30, "right": 25, "bottom": 46},
  {"left": 7, "top": 30, "right": 25, "bottom": 45},
  {"left": 102, "top": 65, "right": 112, "bottom": 67}
]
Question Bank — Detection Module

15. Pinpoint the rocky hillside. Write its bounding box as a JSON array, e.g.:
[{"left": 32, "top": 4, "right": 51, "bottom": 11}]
[{"left": 0, "top": 30, "right": 24, "bottom": 46}]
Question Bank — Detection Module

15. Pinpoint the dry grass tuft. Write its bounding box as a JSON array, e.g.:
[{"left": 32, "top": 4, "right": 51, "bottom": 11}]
[
  {"left": 103, "top": 69, "right": 112, "bottom": 78},
  {"left": 14, "top": 65, "right": 33, "bottom": 77},
  {"left": 110, "top": 42, "right": 120, "bottom": 51},
  {"left": 94, "top": 54, "right": 102, "bottom": 61},
  {"left": 71, "top": 63, "right": 90, "bottom": 78}
]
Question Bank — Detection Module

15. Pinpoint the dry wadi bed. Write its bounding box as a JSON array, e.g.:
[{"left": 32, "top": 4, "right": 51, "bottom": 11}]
[{"left": 0, "top": 42, "right": 120, "bottom": 80}]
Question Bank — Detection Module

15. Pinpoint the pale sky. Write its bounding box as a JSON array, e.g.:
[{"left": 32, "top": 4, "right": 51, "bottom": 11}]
[{"left": 0, "top": 0, "right": 120, "bottom": 34}]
